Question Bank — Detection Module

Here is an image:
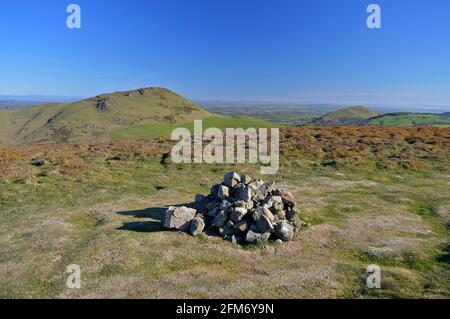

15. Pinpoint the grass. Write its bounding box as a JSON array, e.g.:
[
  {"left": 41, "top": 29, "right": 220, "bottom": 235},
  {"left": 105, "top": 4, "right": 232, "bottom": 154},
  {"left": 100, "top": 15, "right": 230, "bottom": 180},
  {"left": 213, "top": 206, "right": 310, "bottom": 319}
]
[
  {"left": 0, "top": 127, "right": 449, "bottom": 298},
  {"left": 369, "top": 113, "right": 450, "bottom": 126},
  {"left": 111, "top": 115, "right": 281, "bottom": 139}
]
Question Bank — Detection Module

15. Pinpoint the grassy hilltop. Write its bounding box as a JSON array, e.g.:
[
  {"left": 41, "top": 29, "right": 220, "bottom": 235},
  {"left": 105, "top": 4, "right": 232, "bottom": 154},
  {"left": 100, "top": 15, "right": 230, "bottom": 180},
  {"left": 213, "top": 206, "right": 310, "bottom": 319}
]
[
  {"left": 0, "top": 126, "right": 449, "bottom": 298},
  {"left": 310, "top": 106, "right": 378, "bottom": 126}
]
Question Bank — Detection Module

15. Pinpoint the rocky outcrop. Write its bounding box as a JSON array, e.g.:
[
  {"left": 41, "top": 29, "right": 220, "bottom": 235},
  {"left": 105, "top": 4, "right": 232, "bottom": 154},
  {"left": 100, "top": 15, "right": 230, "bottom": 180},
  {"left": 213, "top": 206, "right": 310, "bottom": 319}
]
[{"left": 96, "top": 99, "right": 111, "bottom": 112}]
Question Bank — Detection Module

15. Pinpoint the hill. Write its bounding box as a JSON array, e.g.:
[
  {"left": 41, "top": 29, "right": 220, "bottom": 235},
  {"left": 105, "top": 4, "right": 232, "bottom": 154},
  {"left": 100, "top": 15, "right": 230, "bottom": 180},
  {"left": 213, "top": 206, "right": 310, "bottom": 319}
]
[
  {"left": 368, "top": 112, "right": 450, "bottom": 127},
  {"left": 310, "top": 106, "right": 378, "bottom": 126},
  {"left": 0, "top": 88, "right": 282, "bottom": 146},
  {"left": 0, "top": 88, "right": 212, "bottom": 145}
]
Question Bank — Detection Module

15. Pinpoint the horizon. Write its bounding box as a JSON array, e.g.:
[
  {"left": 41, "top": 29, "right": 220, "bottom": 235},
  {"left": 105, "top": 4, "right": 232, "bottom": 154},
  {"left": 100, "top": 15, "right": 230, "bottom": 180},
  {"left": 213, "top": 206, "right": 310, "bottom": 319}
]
[{"left": 1, "top": 1, "right": 449, "bottom": 110}]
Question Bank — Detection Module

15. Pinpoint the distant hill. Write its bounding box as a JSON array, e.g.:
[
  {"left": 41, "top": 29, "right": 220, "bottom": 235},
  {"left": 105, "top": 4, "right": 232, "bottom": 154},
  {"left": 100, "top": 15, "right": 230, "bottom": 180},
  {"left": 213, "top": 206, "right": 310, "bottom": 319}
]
[
  {"left": 0, "top": 88, "right": 212, "bottom": 145},
  {"left": 0, "top": 87, "right": 281, "bottom": 146},
  {"left": 442, "top": 112, "right": 450, "bottom": 117},
  {"left": 310, "top": 106, "right": 378, "bottom": 126},
  {"left": 368, "top": 112, "right": 450, "bottom": 126}
]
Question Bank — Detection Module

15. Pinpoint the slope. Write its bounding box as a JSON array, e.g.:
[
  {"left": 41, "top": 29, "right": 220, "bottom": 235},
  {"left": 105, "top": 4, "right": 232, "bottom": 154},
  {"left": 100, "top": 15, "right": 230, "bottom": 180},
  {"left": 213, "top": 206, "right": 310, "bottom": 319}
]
[{"left": 310, "top": 106, "right": 378, "bottom": 126}]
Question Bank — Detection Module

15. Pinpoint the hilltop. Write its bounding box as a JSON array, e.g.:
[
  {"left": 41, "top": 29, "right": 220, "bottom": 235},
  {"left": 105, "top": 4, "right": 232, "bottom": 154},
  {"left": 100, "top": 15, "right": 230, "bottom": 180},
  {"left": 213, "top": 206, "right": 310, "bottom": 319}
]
[
  {"left": 310, "top": 106, "right": 378, "bottom": 126},
  {"left": 0, "top": 88, "right": 212, "bottom": 145},
  {"left": 0, "top": 88, "right": 282, "bottom": 146}
]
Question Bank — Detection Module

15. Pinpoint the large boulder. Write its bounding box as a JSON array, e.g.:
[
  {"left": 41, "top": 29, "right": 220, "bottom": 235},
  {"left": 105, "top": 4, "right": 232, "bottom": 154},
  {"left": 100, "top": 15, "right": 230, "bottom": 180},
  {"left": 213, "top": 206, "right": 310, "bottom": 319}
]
[
  {"left": 163, "top": 206, "right": 197, "bottom": 232},
  {"left": 274, "top": 220, "right": 294, "bottom": 241}
]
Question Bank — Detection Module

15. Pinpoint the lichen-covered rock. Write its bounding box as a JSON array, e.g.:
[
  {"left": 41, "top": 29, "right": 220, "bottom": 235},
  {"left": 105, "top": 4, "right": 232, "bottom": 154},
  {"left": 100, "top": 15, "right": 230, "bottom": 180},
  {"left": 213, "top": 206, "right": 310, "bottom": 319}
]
[
  {"left": 190, "top": 216, "right": 205, "bottom": 236},
  {"left": 163, "top": 206, "right": 197, "bottom": 232}
]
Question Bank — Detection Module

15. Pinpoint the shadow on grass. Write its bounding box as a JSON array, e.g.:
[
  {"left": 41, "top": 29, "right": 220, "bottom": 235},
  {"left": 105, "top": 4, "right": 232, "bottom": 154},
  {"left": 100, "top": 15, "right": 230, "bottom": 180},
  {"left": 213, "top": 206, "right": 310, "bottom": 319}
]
[
  {"left": 117, "top": 207, "right": 166, "bottom": 220},
  {"left": 116, "top": 204, "right": 193, "bottom": 233},
  {"left": 116, "top": 207, "right": 167, "bottom": 233}
]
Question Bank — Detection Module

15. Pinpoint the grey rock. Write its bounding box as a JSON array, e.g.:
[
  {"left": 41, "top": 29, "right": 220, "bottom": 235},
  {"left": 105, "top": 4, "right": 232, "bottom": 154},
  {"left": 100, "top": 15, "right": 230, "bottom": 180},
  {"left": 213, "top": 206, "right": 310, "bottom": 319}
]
[
  {"left": 274, "top": 220, "right": 294, "bottom": 241},
  {"left": 248, "top": 180, "right": 265, "bottom": 201},
  {"left": 286, "top": 207, "right": 298, "bottom": 221},
  {"left": 276, "top": 210, "right": 286, "bottom": 220},
  {"left": 270, "top": 195, "right": 284, "bottom": 212},
  {"left": 273, "top": 188, "right": 296, "bottom": 207},
  {"left": 253, "top": 206, "right": 275, "bottom": 223},
  {"left": 245, "top": 230, "right": 270, "bottom": 244},
  {"left": 219, "top": 200, "right": 233, "bottom": 212},
  {"left": 212, "top": 211, "right": 228, "bottom": 228},
  {"left": 195, "top": 194, "right": 206, "bottom": 203},
  {"left": 230, "top": 207, "right": 248, "bottom": 223},
  {"left": 256, "top": 215, "right": 274, "bottom": 233},
  {"left": 219, "top": 224, "right": 235, "bottom": 238},
  {"left": 189, "top": 217, "right": 205, "bottom": 236},
  {"left": 241, "top": 174, "right": 252, "bottom": 185},
  {"left": 207, "top": 207, "right": 221, "bottom": 218},
  {"left": 163, "top": 206, "right": 197, "bottom": 232},
  {"left": 233, "top": 183, "right": 252, "bottom": 202},
  {"left": 211, "top": 184, "right": 230, "bottom": 200},
  {"left": 234, "top": 220, "right": 249, "bottom": 234},
  {"left": 217, "top": 185, "right": 229, "bottom": 200},
  {"left": 224, "top": 171, "right": 241, "bottom": 188}
]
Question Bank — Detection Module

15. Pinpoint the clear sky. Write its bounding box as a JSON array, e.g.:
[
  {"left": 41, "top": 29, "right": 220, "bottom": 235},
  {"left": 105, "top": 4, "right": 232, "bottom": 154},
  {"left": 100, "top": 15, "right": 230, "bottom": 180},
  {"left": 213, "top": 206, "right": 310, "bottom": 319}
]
[{"left": 0, "top": 0, "right": 449, "bottom": 108}]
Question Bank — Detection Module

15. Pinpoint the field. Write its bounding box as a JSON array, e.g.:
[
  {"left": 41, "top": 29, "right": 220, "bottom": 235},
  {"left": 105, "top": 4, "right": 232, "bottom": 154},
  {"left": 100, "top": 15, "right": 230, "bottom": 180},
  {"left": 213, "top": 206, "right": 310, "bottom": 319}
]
[
  {"left": 0, "top": 126, "right": 449, "bottom": 298},
  {"left": 369, "top": 113, "right": 450, "bottom": 127},
  {"left": 111, "top": 115, "right": 281, "bottom": 140},
  {"left": 199, "top": 102, "right": 338, "bottom": 126}
]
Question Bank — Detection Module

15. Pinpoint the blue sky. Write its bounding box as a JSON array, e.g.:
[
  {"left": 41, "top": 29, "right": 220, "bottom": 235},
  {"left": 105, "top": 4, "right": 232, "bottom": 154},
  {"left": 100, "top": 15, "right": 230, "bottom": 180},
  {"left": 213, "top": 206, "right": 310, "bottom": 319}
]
[{"left": 0, "top": 0, "right": 449, "bottom": 108}]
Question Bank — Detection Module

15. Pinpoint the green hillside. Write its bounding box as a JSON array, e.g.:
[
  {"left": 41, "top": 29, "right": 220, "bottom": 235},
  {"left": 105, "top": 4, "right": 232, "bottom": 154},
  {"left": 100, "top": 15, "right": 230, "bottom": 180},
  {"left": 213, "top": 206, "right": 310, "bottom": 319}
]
[
  {"left": 310, "top": 106, "right": 378, "bottom": 126},
  {"left": 368, "top": 113, "right": 450, "bottom": 127},
  {"left": 0, "top": 103, "right": 65, "bottom": 146},
  {"left": 0, "top": 88, "right": 212, "bottom": 145},
  {"left": 111, "top": 115, "right": 281, "bottom": 140}
]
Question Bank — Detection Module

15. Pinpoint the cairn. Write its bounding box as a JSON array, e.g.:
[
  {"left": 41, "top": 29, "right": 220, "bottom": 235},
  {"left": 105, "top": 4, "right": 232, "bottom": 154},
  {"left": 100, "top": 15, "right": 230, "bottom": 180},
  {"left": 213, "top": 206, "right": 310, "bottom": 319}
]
[{"left": 163, "top": 172, "right": 305, "bottom": 244}]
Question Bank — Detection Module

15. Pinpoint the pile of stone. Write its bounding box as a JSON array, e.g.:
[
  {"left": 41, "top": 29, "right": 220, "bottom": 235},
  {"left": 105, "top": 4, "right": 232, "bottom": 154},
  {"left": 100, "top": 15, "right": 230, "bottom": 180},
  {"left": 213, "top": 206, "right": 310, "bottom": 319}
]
[{"left": 163, "top": 172, "right": 305, "bottom": 244}]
